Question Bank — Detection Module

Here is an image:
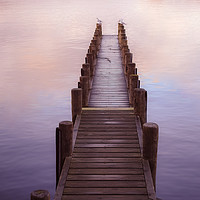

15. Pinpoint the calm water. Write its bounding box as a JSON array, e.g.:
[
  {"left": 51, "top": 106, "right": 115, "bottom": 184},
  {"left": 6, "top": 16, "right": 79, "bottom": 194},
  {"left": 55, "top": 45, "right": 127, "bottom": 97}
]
[{"left": 0, "top": 0, "right": 200, "bottom": 199}]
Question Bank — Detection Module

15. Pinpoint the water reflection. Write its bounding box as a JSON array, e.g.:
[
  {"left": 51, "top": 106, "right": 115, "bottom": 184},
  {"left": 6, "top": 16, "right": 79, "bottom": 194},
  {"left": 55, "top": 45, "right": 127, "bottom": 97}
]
[{"left": 0, "top": 0, "right": 200, "bottom": 199}]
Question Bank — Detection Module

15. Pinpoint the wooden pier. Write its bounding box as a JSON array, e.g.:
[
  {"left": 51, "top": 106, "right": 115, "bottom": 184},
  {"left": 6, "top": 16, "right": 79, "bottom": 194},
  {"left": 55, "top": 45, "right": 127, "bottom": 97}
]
[{"left": 30, "top": 23, "right": 159, "bottom": 200}]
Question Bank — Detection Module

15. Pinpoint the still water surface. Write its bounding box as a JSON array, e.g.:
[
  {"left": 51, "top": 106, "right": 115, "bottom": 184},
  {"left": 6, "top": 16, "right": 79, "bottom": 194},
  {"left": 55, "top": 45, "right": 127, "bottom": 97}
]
[{"left": 0, "top": 0, "right": 200, "bottom": 199}]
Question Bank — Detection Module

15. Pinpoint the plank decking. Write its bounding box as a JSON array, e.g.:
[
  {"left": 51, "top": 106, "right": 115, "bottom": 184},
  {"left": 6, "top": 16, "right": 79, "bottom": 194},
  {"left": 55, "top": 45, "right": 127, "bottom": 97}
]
[
  {"left": 63, "top": 109, "right": 149, "bottom": 200},
  {"left": 55, "top": 35, "right": 156, "bottom": 200},
  {"left": 89, "top": 35, "right": 129, "bottom": 107}
]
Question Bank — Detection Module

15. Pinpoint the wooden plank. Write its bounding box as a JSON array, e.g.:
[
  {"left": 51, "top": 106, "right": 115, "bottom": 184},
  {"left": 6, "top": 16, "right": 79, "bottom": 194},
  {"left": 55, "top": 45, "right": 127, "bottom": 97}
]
[
  {"left": 77, "top": 136, "right": 138, "bottom": 139},
  {"left": 75, "top": 143, "right": 140, "bottom": 148},
  {"left": 78, "top": 129, "right": 137, "bottom": 132},
  {"left": 77, "top": 132, "right": 138, "bottom": 136},
  {"left": 70, "top": 162, "right": 143, "bottom": 169},
  {"left": 68, "top": 168, "right": 144, "bottom": 175},
  {"left": 65, "top": 180, "right": 146, "bottom": 188},
  {"left": 71, "top": 157, "right": 142, "bottom": 163},
  {"left": 72, "top": 152, "right": 141, "bottom": 158},
  {"left": 67, "top": 174, "right": 145, "bottom": 181},
  {"left": 75, "top": 139, "right": 139, "bottom": 144},
  {"left": 72, "top": 115, "right": 81, "bottom": 151},
  {"left": 63, "top": 187, "right": 147, "bottom": 195},
  {"left": 54, "top": 157, "right": 71, "bottom": 200},
  {"left": 73, "top": 147, "right": 140, "bottom": 153},
  {"left": 62, "top": 195, "right": 148, "bottom": 200},
  {"left": 78, "top": 125, "right": 137, "bottom": 128},
  {"left": 143, "top": 160, "right": 157, "bottom": 200}
]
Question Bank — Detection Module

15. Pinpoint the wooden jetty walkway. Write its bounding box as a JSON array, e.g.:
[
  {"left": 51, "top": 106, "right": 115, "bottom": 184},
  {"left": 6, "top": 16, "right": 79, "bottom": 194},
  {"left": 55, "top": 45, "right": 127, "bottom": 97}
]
[{"left": 30, "top": 23, "right": 159, "bottom": 200}]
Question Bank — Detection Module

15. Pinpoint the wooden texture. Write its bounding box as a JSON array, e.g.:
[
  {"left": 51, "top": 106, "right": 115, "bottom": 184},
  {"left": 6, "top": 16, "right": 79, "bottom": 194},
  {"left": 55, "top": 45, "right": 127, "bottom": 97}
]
[
  {"left": 62, "top": 109, "right": 150, "bottom": 200},
  {"left": 59, "top": 121, "right": 73, "bottom": 167},
  {"left": 143, "top": 123, "right": 159, "bottom": 190},
  {"left": 31, "top": 190, "right": 50, "bottom": 200},
  {"left": 133, "top": 88, "right": 147, "bottom": 125},
  {"left": 88, "top": 35, "right": 130, "bottom": 107},
  {"left": 56, "top": 35, "right": 156, "bottom": 200},
  {"left": 71, "top": 88, "right": 82, "bottom": 124}
]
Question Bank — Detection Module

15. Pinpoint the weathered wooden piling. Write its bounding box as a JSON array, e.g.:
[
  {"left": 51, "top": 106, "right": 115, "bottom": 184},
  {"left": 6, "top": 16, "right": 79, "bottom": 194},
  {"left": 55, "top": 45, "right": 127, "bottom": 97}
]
[
  {"left": 127, "top": 63, "right": 136, "bottom": 88},
  {"left": 86, "top": 53, "right": 94, "bottom": 77},
  {"left": 31, "top": 190, "right": 50, "bottom": 200},
  {"left": 80, "top": 76, "right": 89, "bottom": 107},
  {"left": 133, "top": 88, "right": 147, "bottom": 125},
  {"left": 55, "top": 121, "right": 73, "bottom": 186},
  {"left": 129, "top": 74, "right": 139, "bottom": 105},
  {"left": 124, "top": 52, "right": 132, "bottom": 74},
  {"left": 143, "top": 122, "right": 159, "bottom": 190},
  {"left": 71, "top": 88, "right": 82, "bottom": 124}
]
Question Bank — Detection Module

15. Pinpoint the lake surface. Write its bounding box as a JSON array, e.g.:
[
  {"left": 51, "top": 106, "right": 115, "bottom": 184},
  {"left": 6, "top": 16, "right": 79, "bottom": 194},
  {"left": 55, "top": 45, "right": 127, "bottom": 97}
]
[{"left": 0, "top": 0, "right": 200, "bottom": 199}]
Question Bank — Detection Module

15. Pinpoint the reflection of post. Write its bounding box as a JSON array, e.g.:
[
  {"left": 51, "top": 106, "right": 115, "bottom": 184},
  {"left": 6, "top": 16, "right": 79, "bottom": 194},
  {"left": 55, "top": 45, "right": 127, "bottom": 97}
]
[
  {"left": 56, "top": 127, "right": 61, "bottom": 186},
  {"left": 71, "top": 88, "right": 82, "bottom": 124},
  {"left": 31, "top": 190, "right": 50, "bottom": 200},
  {"left": 143, "top": 123, "right": 159, "bottom": 190}
]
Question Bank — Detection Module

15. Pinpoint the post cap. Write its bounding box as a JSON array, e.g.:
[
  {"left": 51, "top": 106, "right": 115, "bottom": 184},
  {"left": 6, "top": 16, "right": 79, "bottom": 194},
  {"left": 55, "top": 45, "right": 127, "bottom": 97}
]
[{"left": 31, "top": 190, "right": 50, "bottom": 200}]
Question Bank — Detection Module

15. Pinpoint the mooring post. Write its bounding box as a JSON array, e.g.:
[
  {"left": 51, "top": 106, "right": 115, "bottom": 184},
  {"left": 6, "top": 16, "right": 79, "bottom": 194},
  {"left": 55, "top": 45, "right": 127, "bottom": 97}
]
[
  {"left": 59, "top": 121, "right": 73, "bottom": 164},
  {"left": 124, "top": 52, "right": 132, "bottom": 74},
  {"left": 122, "top": 45, "right": 129, "bottom": 64},
  {"left": 71, "top": 88, "right": 82, "bottom": 124},
  {"left": 118, "top": 23, "right": 124, "bottom": 37},
  {"left": 82, "top": 63, "right": 91, "bottom": 88},
  {"left": 129, "top": 74, "right": 139, "bottom": 105},
  {"left": 89, "top": 43, "right": 97, "bottom": 59},
  {"left": 121, "top": 39, "right": 128, "bottom": 50},
  {"left": 134, "top": 88, "right": 147, "bottom": 125},
  {"left": 31, "top": 190, "right": 50, "bottom": 200},
  {"left": 80, "top": 76, "right": 89, "bottom": 107},
  {"left": 119, "top": 33, "right": 126, "bottom": 48},
  {"left": 127, "top": 63, "right": 136, "bottom": 88},
  {"left": 86, "top": 53, "right": 94, "bottom": 77},
  {"left": 96, "top": 23, "right": 102, "bottom": 36},
  {"left": 91, "top": 39, "right": 98, "bottom": 52},
  {"left": 143, "top": 122, "right": 159, "bottom": 190}
]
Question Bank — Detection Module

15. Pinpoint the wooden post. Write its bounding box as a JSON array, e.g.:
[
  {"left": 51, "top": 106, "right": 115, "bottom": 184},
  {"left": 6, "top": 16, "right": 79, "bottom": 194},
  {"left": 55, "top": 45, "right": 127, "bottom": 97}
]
[
  {"left": 118, "top": 23, "right": 124, "bottom": 37},
  {"left": 119, "top": 33, "right": 126, "bottom": 46},
  {"left": 124, "top": 52, "right": 132, "bottom": 74},
  {"left": 134, "top": 88, "right": 147, "bottom": 125},
  {"left": 82, "top": 63, "right": 91, "bottom": 88},
  {"left": 96, "top": 23, "right": 102, "bottom": 36},
  {"left": 71, "top": 88, "right": 82, "bottom": 124},
  {"left": 143, "top": 122, "right": 159, "bottom": 190},
  {"left": 91, "top": 39, "right": 98, "bottom": 51},
  {"left": 80, "top": 76, "right": 89, "bottom": 107},
  {"left": 86, "top": 53, "right": 94, "bottom": 77},
  {"left": 89, "top": 43, "right": 97, "bottom": 58},
  {"left": 127, "top": 63, "right": 136, "bottom": 88},
  {"left": 122, "top": 45, "right": 129, "bottom": 65},
  {"left": 59, "top": 121, "right": 73, "bottom": 168},
  {"left": 121, "top": 39, "right": 128, "bottom": 50},
  {"left": 31, "top": 190, "right": 50, "bottom": 200},
  {"left": 129, "top": 74, "right": 139, "bottom": 105}
]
